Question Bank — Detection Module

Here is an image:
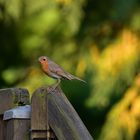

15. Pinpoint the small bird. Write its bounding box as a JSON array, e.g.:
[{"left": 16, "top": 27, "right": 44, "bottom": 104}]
[{"left": 38, "top": 56, "right": 86, "bottom": 87}]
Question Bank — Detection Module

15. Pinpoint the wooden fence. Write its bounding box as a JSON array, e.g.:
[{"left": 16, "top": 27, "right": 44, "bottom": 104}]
[{"left": 0, "top": 86, "right": 93, "bottom": 140}]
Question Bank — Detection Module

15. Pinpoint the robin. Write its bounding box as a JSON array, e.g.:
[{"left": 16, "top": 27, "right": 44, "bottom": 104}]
[{"left": 38, "top": 56, "right": 86, "bottom": 88}]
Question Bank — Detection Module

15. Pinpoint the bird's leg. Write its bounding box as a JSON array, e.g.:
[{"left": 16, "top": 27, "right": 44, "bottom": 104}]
[
  {"left": 53, "top": 79, "right": 61, "bottom": 88},
  {"left": 49, "top": 79, "right": 61, "bottom": 92},
  {"left": 56, "top": 78, "right": 61, "bottom": 87}
]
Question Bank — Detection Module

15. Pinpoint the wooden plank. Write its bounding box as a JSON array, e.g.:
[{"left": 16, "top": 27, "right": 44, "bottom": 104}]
[
  {"left": 0, "top": 115, "right": 6, "bottom": 140},
  {"left": 31, "top": 87, "right": 57, "bottom": 140},
  {"left": 6, "top": 119, "right": 30, "bottom": 140},
  {"left": 46, "top": 86, "right": 93, "bottom": 140},
  {"left": 0, "top": 88, "right": 30, "bottom": 115},
  {"left": 31, "top": 87, "right": 48, "bottom": 139}
]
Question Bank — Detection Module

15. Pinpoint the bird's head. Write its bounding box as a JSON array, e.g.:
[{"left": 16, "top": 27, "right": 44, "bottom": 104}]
[{"left": 38, "top": 56, "right": 48, "bottom": 65}]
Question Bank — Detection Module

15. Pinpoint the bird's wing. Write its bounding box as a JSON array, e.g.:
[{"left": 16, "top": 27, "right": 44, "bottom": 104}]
[
  {"left": 48, "top": 59, "right": 86, "bottom": 82},
  {"left": 48, "top": 60, "right": 70, "bottom": 79}
]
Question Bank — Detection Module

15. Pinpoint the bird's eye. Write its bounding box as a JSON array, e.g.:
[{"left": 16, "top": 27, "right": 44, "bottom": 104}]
[{"left": 43, "top": 58, "right": 46, "bottom": 61}]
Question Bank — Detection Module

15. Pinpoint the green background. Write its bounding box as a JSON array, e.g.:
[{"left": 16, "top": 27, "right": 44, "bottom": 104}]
[{"left": 0, "top": 0, "right": 140, "bottom": 139}]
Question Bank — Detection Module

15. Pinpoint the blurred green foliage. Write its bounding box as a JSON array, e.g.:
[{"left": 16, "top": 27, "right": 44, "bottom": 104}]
[{"left": 0, "top": 0, "right": 140, "bottom": 139}]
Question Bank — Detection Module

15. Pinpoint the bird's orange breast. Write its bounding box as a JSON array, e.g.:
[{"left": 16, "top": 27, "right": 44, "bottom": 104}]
[{"left": 41, "top": 61, "right": 49, "bottom": 73}]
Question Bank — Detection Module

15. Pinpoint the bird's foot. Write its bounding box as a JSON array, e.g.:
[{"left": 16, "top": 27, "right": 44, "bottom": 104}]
[
  {"left": 47, "top": 79, "right": 61, "bottom": 94},
  {"left": 47, "top": 84, "right": 58, "bottom": 93}
]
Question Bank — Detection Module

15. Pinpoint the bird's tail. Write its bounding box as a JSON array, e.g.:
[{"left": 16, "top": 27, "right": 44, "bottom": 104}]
[
  {"left": 65, "top": 72, "right": 86, "bottom": 83},
  {"left": 74, "top": 76, "right": 87, "bottom": 83}
]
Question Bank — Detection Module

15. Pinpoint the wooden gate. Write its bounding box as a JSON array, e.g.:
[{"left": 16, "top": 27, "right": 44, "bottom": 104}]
[{"left": 0, "top": 86, "right": 93, "bottom": 140}]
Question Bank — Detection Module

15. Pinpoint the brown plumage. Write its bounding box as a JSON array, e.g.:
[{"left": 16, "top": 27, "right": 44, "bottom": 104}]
[{"left": 38, "top": 56, "right": 86, "bottom": 84}]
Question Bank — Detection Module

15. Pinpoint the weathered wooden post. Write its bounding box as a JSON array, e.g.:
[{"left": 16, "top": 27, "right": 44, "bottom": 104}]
[
  {"left": 3, "top": 105, "right": 31, "bottom": 140},
  {"left": 31, "top": 86, "right": 93, "bottom": 140},
  {"left": 0, "top": 114, "right": 5, "bottom": 140},
  {"left": 0, "top": 88, "right": 30, "bottom": 140},
  {"left": 31, "top": 87, "right": 56, "bottom": 140}
]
